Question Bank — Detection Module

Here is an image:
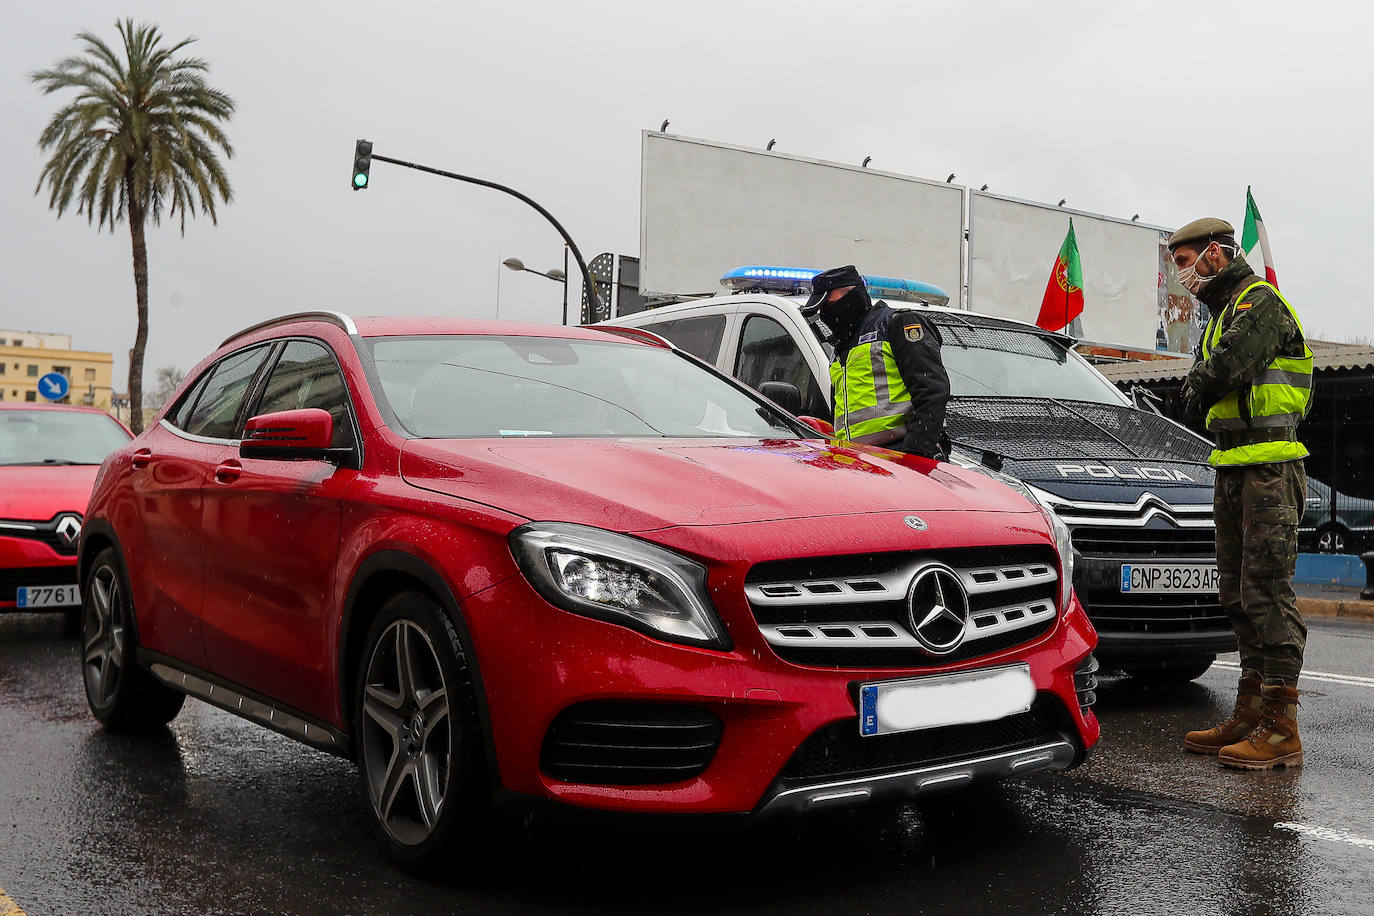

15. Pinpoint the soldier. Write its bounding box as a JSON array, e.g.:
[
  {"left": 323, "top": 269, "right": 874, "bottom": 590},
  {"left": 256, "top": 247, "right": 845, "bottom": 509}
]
[
  {"left": 1171, "top": 217, "right": 1313, "bottom": 770},
  {"left": 800, "top": 265, "right": 950, "bottom": 460}
]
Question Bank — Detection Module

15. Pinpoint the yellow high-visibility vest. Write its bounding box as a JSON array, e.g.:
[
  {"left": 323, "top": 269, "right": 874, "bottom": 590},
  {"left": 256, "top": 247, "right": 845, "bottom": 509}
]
[
  {"left": 830, "top": 340, "right": 912, "bottom": 445},
  {"left": 1200, "top": 280, "right": 1312, "bottom": 466}
]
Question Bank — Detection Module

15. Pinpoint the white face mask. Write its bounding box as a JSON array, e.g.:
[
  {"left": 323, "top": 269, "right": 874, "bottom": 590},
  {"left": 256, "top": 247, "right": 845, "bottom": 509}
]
[{"left": 1176, "top": 242, "right": 1233, "bottom": 295}]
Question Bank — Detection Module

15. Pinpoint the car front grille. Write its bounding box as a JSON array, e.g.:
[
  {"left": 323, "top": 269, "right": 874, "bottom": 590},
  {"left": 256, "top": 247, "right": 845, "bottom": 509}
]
[
  {"left": 540, "top": 702, "right": 723, "bottom": 786},
  {"left": 744, "top": 546, "right": 1060, "bottom": 669},
  {"left": 0, "top": 566, "right": 78, "bottom": 604},
  {"left": 775, "top": 695, "right": 1071, "bottom": 785},
  {"left": 1071, "top": 525, "right": 1217, "bottom": 559}
]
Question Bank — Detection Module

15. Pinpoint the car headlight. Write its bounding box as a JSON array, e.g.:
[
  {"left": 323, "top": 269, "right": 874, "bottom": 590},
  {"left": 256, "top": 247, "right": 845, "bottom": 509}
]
[
  {"left": 950, "top": 453, "right": 1076, "bottom": 611},
  {"left": 509, "top": 522, "right": 730, "bottom": 650}
]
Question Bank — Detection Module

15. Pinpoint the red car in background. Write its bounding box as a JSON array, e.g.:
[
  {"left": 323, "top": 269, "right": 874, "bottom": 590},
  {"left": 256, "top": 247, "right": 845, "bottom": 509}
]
[
  {"left": 1, "top": 403, "right": 132, "bottom": 620},
  {"left": 80, "top": 311, "right": 1099, "bottom": 872}
]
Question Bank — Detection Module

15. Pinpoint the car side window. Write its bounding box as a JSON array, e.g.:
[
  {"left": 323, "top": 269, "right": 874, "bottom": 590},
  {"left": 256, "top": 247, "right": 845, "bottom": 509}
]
[
  {"left": 168, "top": 371, "right": 213, "bottom": 430},
  {"left": 645, "top": 315, "right": 726, "bottom": 363},
  {"left": 252, "top": 340, "right": 356, "bottom": 449},
  {"left": 734, "top": 315, "right": 828, "bottom": 417},
  {"left": 179, "top": 346, "right": 273, "bottom": 440}
]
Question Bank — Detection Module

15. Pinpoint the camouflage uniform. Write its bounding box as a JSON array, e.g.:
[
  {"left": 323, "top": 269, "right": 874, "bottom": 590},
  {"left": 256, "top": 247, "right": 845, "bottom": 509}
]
[{"left": 1183, "top": 254, "right": 1308, "bottom": 684}]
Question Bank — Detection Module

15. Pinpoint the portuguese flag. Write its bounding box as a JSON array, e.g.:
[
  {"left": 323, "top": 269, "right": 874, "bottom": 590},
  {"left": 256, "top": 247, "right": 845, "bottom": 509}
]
[
  {"left": 1035, "top": 219, "right": 1084, "bottom": 332},
  {"left": 1242, "top": 186, "right": 1278, "bottom": 287}
]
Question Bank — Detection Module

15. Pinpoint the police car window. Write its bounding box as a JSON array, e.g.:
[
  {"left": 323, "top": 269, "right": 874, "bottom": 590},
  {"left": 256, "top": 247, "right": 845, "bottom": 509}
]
[
  {"left": 179, "top": 346, "right": 273, "bottom": 439},
  {"left": 734, "top": 316, "right": 828, "bottom": 417},
  {"left": 254, "top": 340, "right": 356, "bottom": 449},
  {"left": 644, "top": 315, "right": 726, "bottom": 362},
  {"left": 938, "top": 328, "right": 1125, "bottom": 406}
]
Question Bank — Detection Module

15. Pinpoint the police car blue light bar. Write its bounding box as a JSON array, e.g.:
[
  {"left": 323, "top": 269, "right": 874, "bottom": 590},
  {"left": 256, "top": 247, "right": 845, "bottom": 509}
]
[{"left": 719, "top": 266, "right": 950, "bottom": 306}]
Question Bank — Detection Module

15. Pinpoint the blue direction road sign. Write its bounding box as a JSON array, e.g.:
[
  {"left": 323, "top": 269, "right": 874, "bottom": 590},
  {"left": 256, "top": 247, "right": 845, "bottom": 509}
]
[{"left": 37, "top": 372, "right": 70, "bottom": 401}]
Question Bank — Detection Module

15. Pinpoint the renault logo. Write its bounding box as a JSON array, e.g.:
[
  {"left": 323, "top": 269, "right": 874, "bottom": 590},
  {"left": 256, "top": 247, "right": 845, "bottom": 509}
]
[
  {"left": 903, "top": 515, "right": 928, "bottom": 531},
  {"left": 54, "top": 514, "right": 82, "bottom": 549},
  {"left": 907, "top": 565, "right": 970, "bottom": 656}
]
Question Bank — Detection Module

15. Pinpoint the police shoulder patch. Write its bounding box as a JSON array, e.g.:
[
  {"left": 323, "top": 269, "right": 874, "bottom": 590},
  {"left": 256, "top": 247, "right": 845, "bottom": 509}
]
[{"left": 903, "top": 323, "right": 924, "bottom": 342}]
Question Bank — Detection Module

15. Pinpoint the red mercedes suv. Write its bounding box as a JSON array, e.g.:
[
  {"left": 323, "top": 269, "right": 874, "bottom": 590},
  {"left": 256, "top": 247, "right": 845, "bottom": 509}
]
[
  {"left": 2, "top": 403, "right": 131, "bottom": 621},
  {"left": 80, "top": 312, "right": 1099, "bottom": 870}
]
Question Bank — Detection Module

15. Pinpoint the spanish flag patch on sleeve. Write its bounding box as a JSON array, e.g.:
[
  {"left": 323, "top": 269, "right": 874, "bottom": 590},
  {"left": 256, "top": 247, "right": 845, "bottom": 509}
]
[
  {"left": 1236, "top": 301, "right": 1253, "bottom": 311},
  {"left": 903, "top": 323, "right": 923, "bottom": 342}
]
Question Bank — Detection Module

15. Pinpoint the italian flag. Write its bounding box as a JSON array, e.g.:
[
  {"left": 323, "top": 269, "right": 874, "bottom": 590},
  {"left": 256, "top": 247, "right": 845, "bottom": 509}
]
[
  {"left": 1035, "top": 218, "right": 1084, "bottom": 332},
  {"left": 1242, "top": 186, "right": 1278, "bottom": 287}
]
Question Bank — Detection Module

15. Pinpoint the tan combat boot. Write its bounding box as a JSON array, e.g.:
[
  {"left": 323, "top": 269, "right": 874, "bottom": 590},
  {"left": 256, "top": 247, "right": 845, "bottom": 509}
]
[
  {"left": 1183, "top": 673, "right": 1263, "bottom": 754},
  {"left": 1218, "top": 685, "right": 1302, "bottom": 770}
]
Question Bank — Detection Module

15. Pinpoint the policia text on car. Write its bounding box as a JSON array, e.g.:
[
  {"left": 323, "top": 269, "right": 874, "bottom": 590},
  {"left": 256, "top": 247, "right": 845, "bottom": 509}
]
[{"left": 1171, "top": 217, "right": 1312, "bottom": 771}]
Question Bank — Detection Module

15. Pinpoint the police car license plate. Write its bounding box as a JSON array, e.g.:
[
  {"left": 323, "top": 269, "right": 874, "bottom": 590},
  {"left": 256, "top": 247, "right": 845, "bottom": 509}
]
[
  {"left": 16, "top": 584, "right": 81, "bottom": 608},
  {"left": 859, "top": 665, "right": 1034, "bottom": 737},
  {"left": 1119, "top": 563, "right": 1219, "bottom": 594}
]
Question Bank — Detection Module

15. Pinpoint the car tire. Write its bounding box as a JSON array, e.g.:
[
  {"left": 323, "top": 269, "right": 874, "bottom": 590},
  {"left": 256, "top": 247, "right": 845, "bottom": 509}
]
[
  {"left": 1122, "top": 655, "right": 1215, "bottom": 685},
  {"left": 81, "top": 547, "right": 186, "bottom": 729},
  {"left": 354, "top": 591, "right": 486, "bottom": 873},
  {"left": 1315, "top": 523, "right": 1350, "bottom": 554}
]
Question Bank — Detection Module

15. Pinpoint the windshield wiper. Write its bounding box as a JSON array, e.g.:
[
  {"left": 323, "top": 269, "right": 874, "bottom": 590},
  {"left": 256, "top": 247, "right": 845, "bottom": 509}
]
[{"left": 0, "top": 458, "right": 95, "bottom": 466}]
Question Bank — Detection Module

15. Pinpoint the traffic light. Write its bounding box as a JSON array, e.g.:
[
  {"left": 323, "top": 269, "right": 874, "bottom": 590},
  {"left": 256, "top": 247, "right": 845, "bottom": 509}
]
[{"left": 352, "top": 139, "right": 373, "bottom": 190}]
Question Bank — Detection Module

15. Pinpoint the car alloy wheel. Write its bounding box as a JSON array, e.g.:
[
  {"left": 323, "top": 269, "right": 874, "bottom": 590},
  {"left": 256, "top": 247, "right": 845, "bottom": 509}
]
[
  {"left": 83, "top": 559, "right": 128, "bottom": 712},
  {"left": 359, "top": 613, "right": 460, "bottom": 849},
  {"left": 80, "top": 547, "right": 184, "bottom": 729}
]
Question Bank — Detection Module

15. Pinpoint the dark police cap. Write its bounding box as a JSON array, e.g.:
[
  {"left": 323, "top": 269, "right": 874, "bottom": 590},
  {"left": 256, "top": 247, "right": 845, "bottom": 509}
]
[
  {"left": 1168, "top": 217, "right": 1235, "bottom": 251},
  {"left": 802, "top": 265, "right": 866, "bottom": 314}
]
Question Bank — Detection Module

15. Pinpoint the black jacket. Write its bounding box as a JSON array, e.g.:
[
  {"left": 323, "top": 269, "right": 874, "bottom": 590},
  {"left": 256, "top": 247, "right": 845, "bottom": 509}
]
[{"left": 832, "top": 302, "right": 951, "bottom": 459}]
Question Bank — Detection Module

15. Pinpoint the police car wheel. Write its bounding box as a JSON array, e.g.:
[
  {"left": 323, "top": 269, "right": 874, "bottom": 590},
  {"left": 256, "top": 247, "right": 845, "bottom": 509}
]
[{"left": 1315, "top": 523, "right": 1349, "bottom": 554}]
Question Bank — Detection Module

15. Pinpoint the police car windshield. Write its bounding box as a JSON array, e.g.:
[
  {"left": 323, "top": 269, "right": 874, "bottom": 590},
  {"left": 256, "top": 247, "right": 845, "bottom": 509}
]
[
  {"left": 367, "top": 335, "right": 802, "bottom": 439},
  {"left": 0, "top": 409, "right": 132, "bottom": 465},
  {"left": 940, "top": 330, "right": 1128, "bottom": 406}
]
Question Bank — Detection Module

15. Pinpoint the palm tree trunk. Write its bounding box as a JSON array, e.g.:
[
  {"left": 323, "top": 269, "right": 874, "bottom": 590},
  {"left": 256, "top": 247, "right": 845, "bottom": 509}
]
[{"left": 127, "top": 197, "right": 149, "bottom": 434}]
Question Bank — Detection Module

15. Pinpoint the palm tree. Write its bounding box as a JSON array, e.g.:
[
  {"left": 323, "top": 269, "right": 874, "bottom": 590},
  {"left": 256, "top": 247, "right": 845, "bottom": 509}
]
[{"left": 31, "top": 19, "right": 235, "bottom": 432}]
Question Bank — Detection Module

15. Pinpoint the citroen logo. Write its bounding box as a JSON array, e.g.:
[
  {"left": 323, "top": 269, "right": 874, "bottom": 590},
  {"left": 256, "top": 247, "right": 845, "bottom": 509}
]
[
  {"left": 903, "top": 515, "right": 928, "bottom": 531},
  {"left": 907, "top": 565, "right": 970, "bottom": 656},
  {"left": 54, "top": 514, "right": 82, "bottom": 549}
]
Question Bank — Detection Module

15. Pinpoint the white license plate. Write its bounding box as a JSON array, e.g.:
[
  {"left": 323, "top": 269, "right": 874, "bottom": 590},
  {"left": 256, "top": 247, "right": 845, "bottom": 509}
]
[
  {"left": 1119, "top": 563, "right": 1219, "bottom": 594},
  {"left": 859, "top": 664, "right": 1035, "bottom": 737},
  {"left": 16, "top": 584, "right": 81, "bottom": 608}
]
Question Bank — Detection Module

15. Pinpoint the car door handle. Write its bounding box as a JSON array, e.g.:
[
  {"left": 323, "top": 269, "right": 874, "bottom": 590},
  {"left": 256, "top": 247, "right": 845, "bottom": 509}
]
[
  {"left": 214, "top": 460, "right": 242, "bottom": 484},
  {"left": 131, "top": 448, "right": 153, "bottom": 469}
]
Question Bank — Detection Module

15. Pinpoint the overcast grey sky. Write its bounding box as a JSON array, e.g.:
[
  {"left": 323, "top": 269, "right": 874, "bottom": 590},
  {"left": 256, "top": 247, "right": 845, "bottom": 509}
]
[{"left": 2, "top": 0, "right": 1369, "bottom": 389}]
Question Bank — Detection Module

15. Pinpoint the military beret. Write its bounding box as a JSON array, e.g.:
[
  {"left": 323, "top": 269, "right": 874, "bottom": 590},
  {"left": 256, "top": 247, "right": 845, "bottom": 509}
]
[{"left": 1168, "top": 217, "right": 1235, "bottom": 251}]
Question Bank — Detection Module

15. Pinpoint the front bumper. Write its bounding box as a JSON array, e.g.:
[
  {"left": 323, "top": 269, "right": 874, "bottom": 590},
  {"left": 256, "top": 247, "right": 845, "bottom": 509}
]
[
  {"left": 0, "top": 536, "right": 79, "bottom": 612},
  {"left": 460, "top": 574, "right": 1099, "bottom": 816}
]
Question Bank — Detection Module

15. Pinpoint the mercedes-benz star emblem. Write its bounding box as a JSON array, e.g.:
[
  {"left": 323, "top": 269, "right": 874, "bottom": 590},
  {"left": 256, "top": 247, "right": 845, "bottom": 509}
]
[
  {"left": 903, "top": 515, "right": 928, "bottom": 531},
  {"left": 55, "top": 514, "right": 82, "bottom": 548},
  {"left": 907, "top": 565, "right": 970, "bottom": 656}
]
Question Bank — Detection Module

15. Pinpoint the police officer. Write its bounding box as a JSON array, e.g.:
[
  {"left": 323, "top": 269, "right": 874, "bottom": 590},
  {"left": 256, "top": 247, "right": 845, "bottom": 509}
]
[
  {"left": 801, "top": 265, "right": 950, "bottom": 460},
  {"left": 1171, "top": 218, "right": 1313, "bottom": 771}
]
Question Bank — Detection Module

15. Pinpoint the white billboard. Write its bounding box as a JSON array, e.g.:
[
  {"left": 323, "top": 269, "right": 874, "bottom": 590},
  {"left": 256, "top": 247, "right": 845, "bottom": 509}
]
[
  {"left": 968, "top": 192, "right": 1168, "bottom": 349},
  {"left": 640, "top": 132, "right": 965, "bottom": 300}
]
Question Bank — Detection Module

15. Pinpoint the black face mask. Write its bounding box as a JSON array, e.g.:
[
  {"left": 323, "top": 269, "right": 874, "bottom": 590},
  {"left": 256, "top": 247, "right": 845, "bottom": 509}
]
[{"left": 819, "top": 287, "right": 872, "bottom": 342}]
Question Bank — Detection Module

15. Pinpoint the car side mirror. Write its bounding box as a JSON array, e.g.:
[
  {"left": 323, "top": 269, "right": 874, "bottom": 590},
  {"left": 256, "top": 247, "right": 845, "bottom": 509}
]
[
  {"left": 758, "top": 381, "right": 802, "bottom": 416},
  {"left": 240, "top": 408, "right": 336, "bottom": 461},
  {"left": 797, "top": 416, "right": 835, "bottom": 437}
]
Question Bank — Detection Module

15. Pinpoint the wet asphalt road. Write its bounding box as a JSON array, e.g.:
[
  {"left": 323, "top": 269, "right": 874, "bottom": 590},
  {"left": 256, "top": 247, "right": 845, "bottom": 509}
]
[{"left": 1, "top": 614, "right": 1371, "bottom": 916}]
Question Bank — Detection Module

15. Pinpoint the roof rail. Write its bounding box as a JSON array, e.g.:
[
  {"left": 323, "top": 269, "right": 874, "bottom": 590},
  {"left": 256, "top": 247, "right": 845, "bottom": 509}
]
[{"left": 220, "top": 311, "right": 359, "bottom": 348}]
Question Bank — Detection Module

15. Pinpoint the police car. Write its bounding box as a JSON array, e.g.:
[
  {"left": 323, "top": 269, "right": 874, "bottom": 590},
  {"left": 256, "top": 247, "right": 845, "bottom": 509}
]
[{"left": 604, "top": 266, "right": 1227, "bottom": 682}]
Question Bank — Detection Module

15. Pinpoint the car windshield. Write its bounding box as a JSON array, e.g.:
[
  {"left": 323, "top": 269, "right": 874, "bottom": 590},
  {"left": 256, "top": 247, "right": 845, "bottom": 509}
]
[
  {"left": 0, "top": 409, "right": 131, "bottom": 465},
  {"left": 366, "top": 335, "right": 801, "bottom": 439},
  {"left": 939, "top": 329, "right": 1127, "bottom": 406}
]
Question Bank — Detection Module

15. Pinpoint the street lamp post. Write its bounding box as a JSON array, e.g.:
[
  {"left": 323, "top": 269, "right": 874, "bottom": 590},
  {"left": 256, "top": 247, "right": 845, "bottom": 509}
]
[{"left": 502, "top": 257, "right": 569, "bottom": 324}]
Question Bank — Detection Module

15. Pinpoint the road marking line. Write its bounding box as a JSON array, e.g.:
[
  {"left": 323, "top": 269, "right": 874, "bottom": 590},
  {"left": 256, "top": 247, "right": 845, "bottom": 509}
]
[
  {"left": 0, "top": 886, "right": 29, "bottom": 916},
  {"left": 1212, "top": 660, "right": 1374, "bottom": 687},
  {"left": 1276, "top": 822, "right": 1374, "bottom": 852}
]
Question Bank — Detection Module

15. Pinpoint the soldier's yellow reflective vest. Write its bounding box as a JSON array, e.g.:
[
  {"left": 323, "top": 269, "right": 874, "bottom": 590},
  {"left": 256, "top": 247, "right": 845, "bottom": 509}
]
[
  {"left": 829, "top": 339, "right": 912, "bottom": 445},
  {"left": 1200, "top": 280, "right": 1312, "bottom": 466}
]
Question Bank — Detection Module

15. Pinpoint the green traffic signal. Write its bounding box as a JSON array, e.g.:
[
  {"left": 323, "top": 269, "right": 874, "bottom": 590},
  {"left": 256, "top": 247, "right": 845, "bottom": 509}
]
[{"left": 352, "top": 138, "right": 373, "bottom": 191}]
